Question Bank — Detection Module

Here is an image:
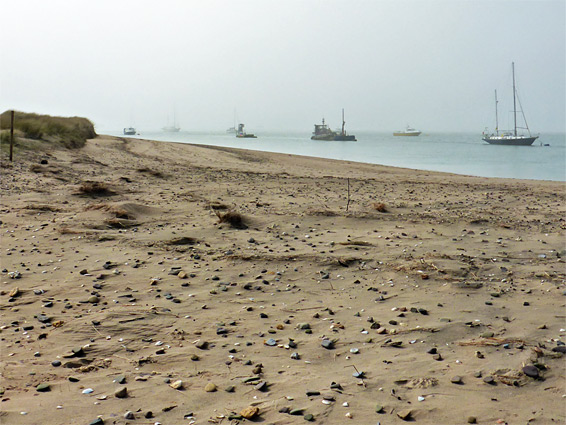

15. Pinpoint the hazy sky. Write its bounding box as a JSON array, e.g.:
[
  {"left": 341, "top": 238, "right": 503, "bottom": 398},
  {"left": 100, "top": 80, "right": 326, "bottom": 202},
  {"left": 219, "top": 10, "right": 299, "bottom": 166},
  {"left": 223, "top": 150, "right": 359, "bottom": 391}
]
[{"left": 1, "top": 0, "right": 564, "bottom": 133}]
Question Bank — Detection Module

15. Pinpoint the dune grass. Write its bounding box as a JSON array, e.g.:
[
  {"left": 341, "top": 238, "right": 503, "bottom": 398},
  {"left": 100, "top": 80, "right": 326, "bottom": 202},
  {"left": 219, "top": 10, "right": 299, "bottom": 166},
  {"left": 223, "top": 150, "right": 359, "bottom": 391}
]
[{"left": 0, "top": 110, "right": 97, "bottom": 151}]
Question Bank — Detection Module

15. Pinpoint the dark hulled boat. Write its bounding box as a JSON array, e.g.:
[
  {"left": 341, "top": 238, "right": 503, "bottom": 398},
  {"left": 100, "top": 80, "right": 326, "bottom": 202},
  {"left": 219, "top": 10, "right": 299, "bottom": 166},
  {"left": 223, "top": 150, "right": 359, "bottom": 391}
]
[{"left": 311, "top": 109, "right": 356, "bottom": 141}]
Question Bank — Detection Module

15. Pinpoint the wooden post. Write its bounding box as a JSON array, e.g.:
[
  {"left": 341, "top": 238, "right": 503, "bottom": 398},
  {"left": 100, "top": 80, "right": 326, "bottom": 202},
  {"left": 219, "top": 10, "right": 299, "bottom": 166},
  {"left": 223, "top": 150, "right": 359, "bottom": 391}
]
[
  {"left": 9, "top": 110, "right": 15, "bottom": 161},
  {"left": 346, "top": 178, "right": 350, "bottom": 212}
]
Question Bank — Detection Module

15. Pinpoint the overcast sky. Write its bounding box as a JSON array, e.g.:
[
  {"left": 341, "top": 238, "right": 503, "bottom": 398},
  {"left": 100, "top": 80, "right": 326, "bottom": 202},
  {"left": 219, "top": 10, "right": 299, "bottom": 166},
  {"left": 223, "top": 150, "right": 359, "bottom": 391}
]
[{"left": 1, "top": 0, "right": 564, "bottom": 133}]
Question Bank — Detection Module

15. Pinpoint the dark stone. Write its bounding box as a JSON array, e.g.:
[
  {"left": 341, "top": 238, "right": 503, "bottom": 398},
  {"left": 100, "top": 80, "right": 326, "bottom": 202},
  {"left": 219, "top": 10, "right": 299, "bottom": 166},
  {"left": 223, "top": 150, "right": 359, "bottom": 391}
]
[
  {"left": 321, "top": 339, "right": 334, "bottom": 349},
  {"left": 522, "top": 365, "right": 540, "bottom": 379}
]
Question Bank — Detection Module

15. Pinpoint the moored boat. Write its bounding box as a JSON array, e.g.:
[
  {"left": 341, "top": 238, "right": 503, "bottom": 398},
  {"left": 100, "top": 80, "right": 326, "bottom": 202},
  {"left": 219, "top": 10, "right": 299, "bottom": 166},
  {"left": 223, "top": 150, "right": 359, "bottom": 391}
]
[
  {"left": 311, "top": 109, "right": 356, "bottom": 141},
  {"left": 334, "top": 109, "right": 357, "bottom": 141},
  {"left": 123, "top": 127, "right": 136, "bottom": 135},
  {"left": 236, "top": 123, "right": 257, "bottom": 138},
  {"left": 482, "top": 62, "right": 538, "bottom": 146},
  {"left": 393, "top": 126, "right": 421, "bottom": 136}
]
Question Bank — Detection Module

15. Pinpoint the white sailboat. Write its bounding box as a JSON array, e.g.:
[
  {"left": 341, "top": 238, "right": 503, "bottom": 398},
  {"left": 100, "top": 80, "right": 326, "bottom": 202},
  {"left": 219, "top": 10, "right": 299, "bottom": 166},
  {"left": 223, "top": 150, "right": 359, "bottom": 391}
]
[
  {"left": 482, "top": 62, "right": 538, "bottom": 146},
  {"left": 163, "top": 108, "right": 180, "bottom": 132}
]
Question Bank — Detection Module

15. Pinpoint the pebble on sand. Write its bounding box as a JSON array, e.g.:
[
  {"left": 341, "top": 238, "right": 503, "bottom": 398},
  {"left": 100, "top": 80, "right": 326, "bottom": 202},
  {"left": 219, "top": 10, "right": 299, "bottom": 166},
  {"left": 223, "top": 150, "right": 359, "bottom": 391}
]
[
  {"left": 204, "top": 382, "right": 217, "bottom": 392},
  {"left": 114, "top": 387, "right": 128, "bottom": 398},
  {"left": 240, "top": 406, "right": 259, "bottom": 419}
]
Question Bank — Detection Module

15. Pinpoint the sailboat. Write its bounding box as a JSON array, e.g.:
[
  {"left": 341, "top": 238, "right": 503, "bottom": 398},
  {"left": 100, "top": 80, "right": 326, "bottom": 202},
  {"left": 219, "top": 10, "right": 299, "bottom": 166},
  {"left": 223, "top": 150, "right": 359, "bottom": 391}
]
[
  {"left": 482, "top": 62, "right": 538, "bottom": 146},
  {"left": 333, "top": 109, "right": 357, "bottom": 141},
  {"left": 226, "top": 109, "right": 238, "bottom": 133},
  {"left": 162, "top": 109, "right": 180, "bottom": 132}
]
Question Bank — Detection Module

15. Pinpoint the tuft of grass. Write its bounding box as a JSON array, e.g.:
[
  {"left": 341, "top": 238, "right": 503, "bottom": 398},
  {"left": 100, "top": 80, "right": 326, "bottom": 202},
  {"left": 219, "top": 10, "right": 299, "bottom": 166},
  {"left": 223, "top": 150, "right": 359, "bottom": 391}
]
[
  {"left": 0, "top": 110, "right": 96, "bottom": 149},
  {"left": 372, "top": 202, "right": 388, "bottom": 213},
  {"left": 77, "top": 181, "right": 115, "bottom": 196},
  {"left": 216, "top": 210, "right": 247, "bottom": 229},
  {"left": 136, "top": 167, "right": 166, "bottom": 178}
]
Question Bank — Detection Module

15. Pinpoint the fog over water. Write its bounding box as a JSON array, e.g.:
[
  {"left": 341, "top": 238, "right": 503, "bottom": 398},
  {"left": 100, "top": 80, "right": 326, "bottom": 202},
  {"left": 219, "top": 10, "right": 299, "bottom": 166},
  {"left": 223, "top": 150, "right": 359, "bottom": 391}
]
[{"left": 1, "top": 0, "right": 564, "bottom": 134}]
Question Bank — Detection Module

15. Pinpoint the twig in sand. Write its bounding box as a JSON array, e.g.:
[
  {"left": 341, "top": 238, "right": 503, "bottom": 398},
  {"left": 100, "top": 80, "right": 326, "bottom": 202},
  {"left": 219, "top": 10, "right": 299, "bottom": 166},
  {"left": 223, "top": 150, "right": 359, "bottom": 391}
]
[{"left": 458, "top": 337, "right": 529, "bottom": 347}]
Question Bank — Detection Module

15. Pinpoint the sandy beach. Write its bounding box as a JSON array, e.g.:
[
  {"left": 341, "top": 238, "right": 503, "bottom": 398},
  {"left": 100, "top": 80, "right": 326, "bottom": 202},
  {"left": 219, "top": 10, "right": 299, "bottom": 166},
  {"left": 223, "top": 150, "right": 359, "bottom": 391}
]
[{"left": 1, "top": 135, "right": 565, "bottom": 425}]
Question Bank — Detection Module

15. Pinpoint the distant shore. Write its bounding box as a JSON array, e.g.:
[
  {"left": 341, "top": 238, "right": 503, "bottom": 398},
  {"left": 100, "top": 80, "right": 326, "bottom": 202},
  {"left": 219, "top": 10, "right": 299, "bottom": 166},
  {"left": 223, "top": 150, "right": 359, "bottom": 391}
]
[{"left": 1, "top": 135, "right": 565, "bottom": 425}]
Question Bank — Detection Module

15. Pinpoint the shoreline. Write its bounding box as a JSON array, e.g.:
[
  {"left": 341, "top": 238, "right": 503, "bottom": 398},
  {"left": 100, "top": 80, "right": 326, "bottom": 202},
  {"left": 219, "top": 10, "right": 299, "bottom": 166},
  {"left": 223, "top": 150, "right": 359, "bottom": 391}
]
[
  {"left": 116, "top": 131, "right": 566, "bottom": 183},
  {"left": 1, "top": 135, "right": 565, "bottom": 424}
]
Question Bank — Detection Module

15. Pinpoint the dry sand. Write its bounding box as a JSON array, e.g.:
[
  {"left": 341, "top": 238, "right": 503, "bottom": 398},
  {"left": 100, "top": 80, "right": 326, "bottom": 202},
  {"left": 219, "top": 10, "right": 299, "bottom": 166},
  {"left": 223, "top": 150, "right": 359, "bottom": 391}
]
[{"left": 1, "top": 135, "right": 565, "bottom": 425}]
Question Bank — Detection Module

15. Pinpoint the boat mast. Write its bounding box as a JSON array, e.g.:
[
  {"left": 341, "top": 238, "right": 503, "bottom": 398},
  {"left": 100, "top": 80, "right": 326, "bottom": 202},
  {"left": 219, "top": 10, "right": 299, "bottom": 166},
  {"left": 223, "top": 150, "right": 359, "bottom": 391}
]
[
  {"left": 494, "top": 90, "right": 499, "bottom": 136},
  {"left": 341, "top": 109, "right": 345, "bottom": 135},
  {"left": 512, "top": 62, "right": 517, "bottom": 137}
]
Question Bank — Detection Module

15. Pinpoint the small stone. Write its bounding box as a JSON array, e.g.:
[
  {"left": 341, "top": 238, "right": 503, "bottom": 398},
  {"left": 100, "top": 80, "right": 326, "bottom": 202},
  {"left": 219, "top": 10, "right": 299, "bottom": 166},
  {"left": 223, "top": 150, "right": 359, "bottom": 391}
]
[
  {"left": 113, "top": 375, "right": 126, "bottom": 384},
  {"left": 483, "top": 376, "right": 496, "bottom": 385},
  {"left": 289, "top": 409, "right": 303, "bottom": 415},
  {"left": 170, "top": 380, "right": 184, "bottom": 390},
  {"left": 195, "top": 341, "right": 208, "bottom": 349},
  {"left": 88, "top": 296, "right": 100, "bottom": 304},
  {"left": 254, "top": 381, "right": 268, "bottom": 391},
  {"left": 468, "top": 416, "right": 477, "bottom": 424},
  {"left": 89, "top": 418, "right": 104, "bottom": 425},
  {"left": 8, "top": 287, "right": 20, "bottom": 298},
  {"left": 304, "top": 413, "right": 314, "bottom": 421},
  {"left": 265, "top": 338, "right": 277, "bottom": 346},
  {"left": 124, "top": 411, "right": 135, "bottom": 419},
  {"left": 375, "top": 405, "right": 384, "bottom": 413},
  {"left": 225, "top": 385, "right": 235, "bottom": 393},
  {"left": 290, "top": 352, "right": 300, "bottom": 360},
  {"left": 306, "top": 390, "right": 320, "bottom": 397},
  {"left": 240, "top": 406, "right": 259, "bottom": 419},
  {"left": 36, "top": 383, "right": 51, "bottom": 392},
  {"left": 51, "top": 360, "right": 61, "bottom": 367},
  {"left": 522, "top": 365, "right": 540, "bottom": 379},
  {"left": 114, "top": 387, "right": 128, "bottom": 398},
  {"left": 480, "top": 331, "right": 494, "bottom": 338},
  {"left": 397, "top": 409, "right": 413, "bottom": 420},
  {"left": 451, "top": 376, "right": 463, "bottom": 384},
  {"left": 204, "top": 382, "right": 217, "bottom": 392},
  {"left": 321, "top": 339, "right": 334, "bottom": 349},
  {"left": 552, "top": 346, "right": 566, "bottom": 354}
]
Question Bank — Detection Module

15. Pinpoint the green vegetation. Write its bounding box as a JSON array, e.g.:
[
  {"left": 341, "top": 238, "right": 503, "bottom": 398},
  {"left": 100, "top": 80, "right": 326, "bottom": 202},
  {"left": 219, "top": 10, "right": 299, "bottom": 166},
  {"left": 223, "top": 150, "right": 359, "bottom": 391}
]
[{"left": 0, "top": 110, "right": 97, "bottom": 150}]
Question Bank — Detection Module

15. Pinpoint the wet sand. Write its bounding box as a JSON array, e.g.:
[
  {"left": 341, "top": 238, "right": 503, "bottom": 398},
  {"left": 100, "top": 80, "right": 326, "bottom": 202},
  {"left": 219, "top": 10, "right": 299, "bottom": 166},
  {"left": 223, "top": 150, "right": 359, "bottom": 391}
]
[{"left": 1, "top": 135, "right": 565, "bottom": 424}]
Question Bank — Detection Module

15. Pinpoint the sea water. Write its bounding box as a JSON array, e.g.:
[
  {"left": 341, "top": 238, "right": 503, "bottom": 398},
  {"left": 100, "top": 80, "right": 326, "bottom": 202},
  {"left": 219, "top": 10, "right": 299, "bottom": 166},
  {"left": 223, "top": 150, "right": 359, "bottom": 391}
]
[{"left": 114, "top": 130, "right": 566, "bottom": 182}]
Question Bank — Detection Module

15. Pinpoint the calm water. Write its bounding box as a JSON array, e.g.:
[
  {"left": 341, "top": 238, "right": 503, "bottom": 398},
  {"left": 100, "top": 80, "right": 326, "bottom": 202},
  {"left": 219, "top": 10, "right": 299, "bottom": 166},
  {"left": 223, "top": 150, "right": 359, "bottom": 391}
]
[{"left": 111, "top": 130, "right": 566, "bottom": 182}]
